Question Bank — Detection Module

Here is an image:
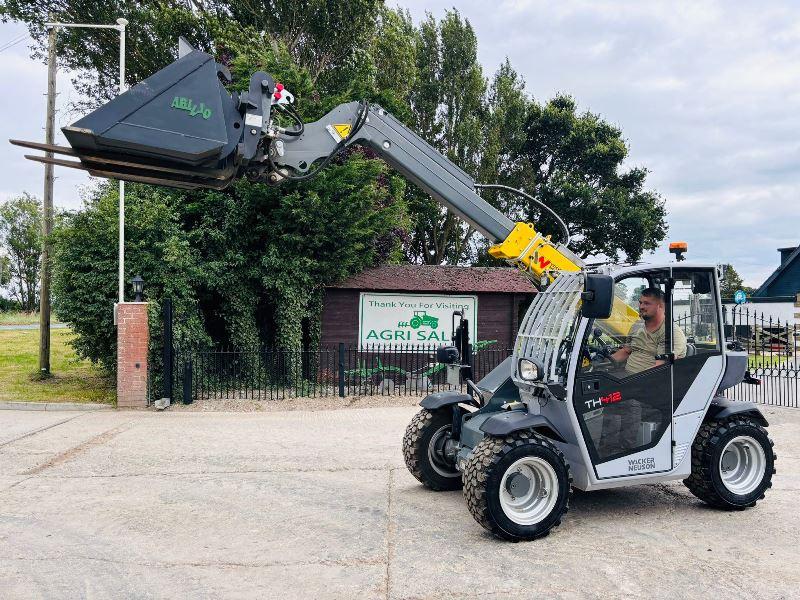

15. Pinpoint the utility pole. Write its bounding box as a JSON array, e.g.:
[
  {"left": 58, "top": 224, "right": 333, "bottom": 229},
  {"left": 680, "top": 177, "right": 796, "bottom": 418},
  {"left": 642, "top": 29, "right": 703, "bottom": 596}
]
[{"left": 38, "top": 23, "right": 57, "bottom": 376}]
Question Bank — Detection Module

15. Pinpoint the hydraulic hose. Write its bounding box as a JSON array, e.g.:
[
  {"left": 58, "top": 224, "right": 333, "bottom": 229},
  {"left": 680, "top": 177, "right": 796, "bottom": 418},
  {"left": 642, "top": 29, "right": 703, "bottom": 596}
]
[{"left": 473, "top": 183, "right": 571, "bottom": 247}]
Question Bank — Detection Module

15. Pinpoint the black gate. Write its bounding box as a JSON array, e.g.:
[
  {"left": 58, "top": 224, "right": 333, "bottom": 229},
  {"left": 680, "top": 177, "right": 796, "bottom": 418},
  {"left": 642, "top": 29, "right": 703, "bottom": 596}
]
[
  {"left": 158, "top": 299, "right": 798, "bottom": 407},
  {"left": 159, "top": 298, "right": 511, "bottom": 403},
  {"left": 720, "top": 306, "right": 798, "bottom": 408}
]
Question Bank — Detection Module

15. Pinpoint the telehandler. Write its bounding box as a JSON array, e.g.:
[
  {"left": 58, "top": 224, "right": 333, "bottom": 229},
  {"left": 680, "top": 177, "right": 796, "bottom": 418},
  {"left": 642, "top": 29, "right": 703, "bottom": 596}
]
[{"left": 13, "top": 40, "right": 775, "bottom": 541}]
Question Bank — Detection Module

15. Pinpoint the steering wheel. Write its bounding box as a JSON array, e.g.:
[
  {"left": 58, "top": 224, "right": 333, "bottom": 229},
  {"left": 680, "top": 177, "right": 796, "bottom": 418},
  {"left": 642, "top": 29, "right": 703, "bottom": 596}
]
[
  {"left": 588, "top": 328, "right": 613, "bottom": 358},
  {"left": 588, "top": 343, "right": 613, "bottom": 358}
]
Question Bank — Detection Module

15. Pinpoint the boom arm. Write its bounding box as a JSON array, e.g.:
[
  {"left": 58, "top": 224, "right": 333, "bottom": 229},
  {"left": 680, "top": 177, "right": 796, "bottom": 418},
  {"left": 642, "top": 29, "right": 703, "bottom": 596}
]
[
  {"left": 269, "top": 102, "right": 514, "bottom": 243},
  {"left": 10, "top": 45, "right": 583, "bottom": 283},
  {"left": 266, "top": 101, "right": 583, "bottom": 281}
]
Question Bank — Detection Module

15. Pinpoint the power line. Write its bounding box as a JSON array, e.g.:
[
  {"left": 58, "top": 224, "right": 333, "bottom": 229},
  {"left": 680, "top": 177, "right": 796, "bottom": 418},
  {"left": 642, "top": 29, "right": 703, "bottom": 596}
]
[
  {"left": 0, "top": 33, "right": 29, "bottom": 54},
  {"left": 0, "top": 33, "right": 27, "bottom": 50}
]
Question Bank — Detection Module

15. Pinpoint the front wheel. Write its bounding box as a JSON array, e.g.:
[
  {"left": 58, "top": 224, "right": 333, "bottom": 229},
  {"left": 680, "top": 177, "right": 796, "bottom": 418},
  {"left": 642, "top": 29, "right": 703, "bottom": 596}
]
[
  {"left": 683, "top": 416, "right": 776, "bottom": 509},
  {"left": 463, "top": 431, "right": 572, "bottom": 541},
  {"left": 402, "top": 409, "right": 462, "bottom": 491}
]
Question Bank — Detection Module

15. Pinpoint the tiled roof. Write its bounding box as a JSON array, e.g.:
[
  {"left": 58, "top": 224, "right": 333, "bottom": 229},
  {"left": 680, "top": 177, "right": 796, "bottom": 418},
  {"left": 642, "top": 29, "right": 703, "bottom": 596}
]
[{"left": 330, "top": 265, "right": 536, "bottom": 293}]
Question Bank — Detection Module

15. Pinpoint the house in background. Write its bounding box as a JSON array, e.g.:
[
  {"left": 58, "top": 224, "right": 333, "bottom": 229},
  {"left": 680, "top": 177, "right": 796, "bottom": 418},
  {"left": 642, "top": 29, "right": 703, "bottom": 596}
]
[
  {"left": 724, "top": 245, "right": 800, "bottom": 326},
  {"left": 755, "top": 246, "right": 800, "bottom": 299}
]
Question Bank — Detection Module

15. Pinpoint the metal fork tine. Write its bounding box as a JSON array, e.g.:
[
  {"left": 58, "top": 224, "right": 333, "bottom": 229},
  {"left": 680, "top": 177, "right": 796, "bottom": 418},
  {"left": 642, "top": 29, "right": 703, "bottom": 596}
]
[{"left": 10, "top": 139, "right": 77, "bottom": 155}]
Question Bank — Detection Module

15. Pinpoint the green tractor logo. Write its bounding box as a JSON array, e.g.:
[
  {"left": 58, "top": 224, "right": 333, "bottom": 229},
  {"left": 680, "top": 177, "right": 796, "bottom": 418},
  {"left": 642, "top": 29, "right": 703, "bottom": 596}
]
[{"left": 403, "top": 310, "right": 439, "bottom": 330}]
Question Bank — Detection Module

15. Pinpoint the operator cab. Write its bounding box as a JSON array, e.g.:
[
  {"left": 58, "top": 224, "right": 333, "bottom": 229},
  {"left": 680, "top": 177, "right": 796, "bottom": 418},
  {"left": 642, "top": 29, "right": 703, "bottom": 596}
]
[{"left": 571, "top": 263, "right": 724, "bottom": 476}]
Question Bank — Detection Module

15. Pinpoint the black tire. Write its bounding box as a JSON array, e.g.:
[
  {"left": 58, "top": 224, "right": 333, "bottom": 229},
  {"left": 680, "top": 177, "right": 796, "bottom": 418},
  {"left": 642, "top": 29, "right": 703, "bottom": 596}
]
[
  {"left": 402, "top": 409, "right": 462, "bottom": 491},
  {"left": 463, "top": 430, "right": 572, "bottom": 541},
  {"left": 683, "top": 416, "right": 776, "bottom": 509}
]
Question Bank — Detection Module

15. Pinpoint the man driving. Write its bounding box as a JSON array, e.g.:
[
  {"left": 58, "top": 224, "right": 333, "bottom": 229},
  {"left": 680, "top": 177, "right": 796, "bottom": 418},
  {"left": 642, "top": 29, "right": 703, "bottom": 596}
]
[
  {"left": 610, "top": 287, "right": 687, "bottom": 374},
  {"left": 597, "top": 287, "right": 686, "bottom": 458}
]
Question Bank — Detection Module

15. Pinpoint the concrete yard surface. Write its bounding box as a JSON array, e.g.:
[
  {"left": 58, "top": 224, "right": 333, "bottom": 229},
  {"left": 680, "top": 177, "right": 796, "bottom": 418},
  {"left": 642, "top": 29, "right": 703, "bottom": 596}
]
[{"left": 0, "top": 403, "right": 798, "bottom": 599}]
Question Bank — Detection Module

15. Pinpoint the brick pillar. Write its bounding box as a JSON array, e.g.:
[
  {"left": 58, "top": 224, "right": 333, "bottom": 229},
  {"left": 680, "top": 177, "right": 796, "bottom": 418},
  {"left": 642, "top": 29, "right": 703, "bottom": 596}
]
[{"left": 117, "top": 302, "right": 149, "bottom": 408}]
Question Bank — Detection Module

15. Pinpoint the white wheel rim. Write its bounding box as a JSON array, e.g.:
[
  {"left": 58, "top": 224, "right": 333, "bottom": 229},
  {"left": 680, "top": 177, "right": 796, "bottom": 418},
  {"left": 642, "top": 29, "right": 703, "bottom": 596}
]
[
  {"left": 719, "top": 435, "right": 766, "bottom": 495},
  {"left": 427, "top": 425, "right": 459, "bottom": 478},
  {"left": 499, "top": 456, "right": 559, "bottom": 525}
]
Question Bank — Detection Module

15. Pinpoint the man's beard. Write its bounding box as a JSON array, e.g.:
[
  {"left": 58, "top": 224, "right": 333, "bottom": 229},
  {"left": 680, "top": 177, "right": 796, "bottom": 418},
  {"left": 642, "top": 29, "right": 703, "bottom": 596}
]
[{"left": 640, "top": 312, "right": 653, "bottom": 321}]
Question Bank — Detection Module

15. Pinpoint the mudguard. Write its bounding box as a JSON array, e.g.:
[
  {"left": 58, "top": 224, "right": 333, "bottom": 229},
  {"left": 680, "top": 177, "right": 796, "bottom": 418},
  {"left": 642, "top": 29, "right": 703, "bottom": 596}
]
[
  {"left": 706, "top": 397, "right": 769, "bottom": 427},
  {"left": 479, "top": 410, "right": 566, "bottom": 442},
  {"left": 420, "top": 390, "right": 478, "bottom": 410}
]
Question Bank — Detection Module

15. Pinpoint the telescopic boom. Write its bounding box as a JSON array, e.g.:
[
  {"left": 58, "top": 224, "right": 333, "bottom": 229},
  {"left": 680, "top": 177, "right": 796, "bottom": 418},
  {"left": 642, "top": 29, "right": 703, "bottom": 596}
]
[{"left": 11, "top": 42, "right": 583, "bottom": 283}]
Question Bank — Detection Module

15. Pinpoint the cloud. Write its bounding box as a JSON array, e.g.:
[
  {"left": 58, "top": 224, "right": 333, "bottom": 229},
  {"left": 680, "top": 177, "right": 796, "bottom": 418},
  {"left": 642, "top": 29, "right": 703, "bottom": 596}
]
[
  {"left": 400, "top": 0, "right": 800, "bottom": 287},
  {"left": 3, "top": 6, "right": 799, "bottom": 288},
  {"left": 0, "top": 22, "right": 95, "bottom": 211}
]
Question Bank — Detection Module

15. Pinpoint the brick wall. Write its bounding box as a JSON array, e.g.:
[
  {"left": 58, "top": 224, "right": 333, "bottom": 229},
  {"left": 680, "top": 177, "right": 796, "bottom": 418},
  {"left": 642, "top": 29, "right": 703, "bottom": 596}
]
[{"left": 117, "top": 302, "right": 149, "bottom": 408}]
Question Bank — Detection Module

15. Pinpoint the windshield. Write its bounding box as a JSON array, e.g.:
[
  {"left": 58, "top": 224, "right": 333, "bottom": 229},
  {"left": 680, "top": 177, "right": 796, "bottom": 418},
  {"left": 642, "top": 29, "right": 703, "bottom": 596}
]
[{"left": 512, "top": 272, "right": 584, "bottom": 386}]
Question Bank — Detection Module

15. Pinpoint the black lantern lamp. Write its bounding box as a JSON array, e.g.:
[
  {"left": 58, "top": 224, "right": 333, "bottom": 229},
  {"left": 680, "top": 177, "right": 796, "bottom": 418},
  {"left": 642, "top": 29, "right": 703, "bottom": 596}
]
[{"left": 131, "top": 275, "right": 144, "bottom": 302}]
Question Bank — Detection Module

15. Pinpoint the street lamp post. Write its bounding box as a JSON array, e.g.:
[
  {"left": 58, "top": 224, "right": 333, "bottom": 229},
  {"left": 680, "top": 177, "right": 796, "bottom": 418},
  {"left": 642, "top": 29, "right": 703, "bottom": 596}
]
[{"left": 131, "top": 275, "right": 144, "bottom": 302}]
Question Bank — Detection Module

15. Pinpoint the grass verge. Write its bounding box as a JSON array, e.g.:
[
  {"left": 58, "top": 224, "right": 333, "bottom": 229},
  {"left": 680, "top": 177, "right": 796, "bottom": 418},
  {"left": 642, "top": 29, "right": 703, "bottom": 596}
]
[
  {"left": 748, "top": 354, "right": 793, "bottom": 368},
  {"left": 0, "top": 311, "right": 65, "bottom": 326},
  {"left": 0, "top": 328, "right": 114, "bottom": 404}
]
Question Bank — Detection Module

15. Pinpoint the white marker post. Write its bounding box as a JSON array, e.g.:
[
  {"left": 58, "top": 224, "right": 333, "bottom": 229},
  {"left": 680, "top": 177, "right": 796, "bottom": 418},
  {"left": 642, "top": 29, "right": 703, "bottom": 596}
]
[{"left": 44, "top": 18, "right": 128, "bottom": 303}]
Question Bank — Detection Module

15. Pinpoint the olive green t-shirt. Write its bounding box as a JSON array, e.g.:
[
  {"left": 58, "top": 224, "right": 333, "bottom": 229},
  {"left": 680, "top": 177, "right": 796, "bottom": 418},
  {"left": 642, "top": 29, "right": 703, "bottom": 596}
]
[{"left": 625, "top": 320, "right": 687, "bottom": 374}]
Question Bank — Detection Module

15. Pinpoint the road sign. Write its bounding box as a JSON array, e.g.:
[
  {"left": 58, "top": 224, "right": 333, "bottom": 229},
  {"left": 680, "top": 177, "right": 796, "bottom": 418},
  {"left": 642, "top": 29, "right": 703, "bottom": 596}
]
[{"left": 734, "top": 290, "right": 747, "bottom": 304}]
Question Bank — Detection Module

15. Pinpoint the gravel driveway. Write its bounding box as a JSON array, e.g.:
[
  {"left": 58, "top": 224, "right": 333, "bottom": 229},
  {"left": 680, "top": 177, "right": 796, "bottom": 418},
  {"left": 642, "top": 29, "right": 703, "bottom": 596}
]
[{"left": 0, "top": 402, "right": 797, "bottom": 599}]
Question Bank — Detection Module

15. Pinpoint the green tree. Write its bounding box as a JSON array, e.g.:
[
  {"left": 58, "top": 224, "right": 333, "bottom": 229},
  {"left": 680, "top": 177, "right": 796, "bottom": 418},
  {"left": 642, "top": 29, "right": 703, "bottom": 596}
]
[
  {"left": 512, "top": 95, "right": 667, "bottom": 261},
  {"left": 0, "top": 253, "right": 10, "bottom": 287},
  {"left": 370, "top": 6, "right": 417, "bottom": 121},
  {"left": 0, "top": 193, "right": 42, "bottom": 312},
  {"left": 405, "top": 10, "right": 491, "bottom": 265},
  {"left": 0, "top": 1, "right": 382, "bottom": 106},
  {"left": 0, "top": 1, "right": 217, "bottom": 108},
  {"left": 471, "top": 60, "right": 531, "bottom": 265},
  {"left": 719, "top": 264, "right": 756, "bottom": 298},
  {"left": 51, "top": 183, "right": 207, "bottom": 372},
  {"left": 219, "top": 0, "right": 382, "bottom": 92}
]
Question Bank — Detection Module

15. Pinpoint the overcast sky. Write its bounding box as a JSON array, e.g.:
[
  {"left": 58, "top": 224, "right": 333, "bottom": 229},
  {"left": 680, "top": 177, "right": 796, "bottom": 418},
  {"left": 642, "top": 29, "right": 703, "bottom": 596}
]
[{"left": 1, "top": 1, "right": 799, "bottom": 286}]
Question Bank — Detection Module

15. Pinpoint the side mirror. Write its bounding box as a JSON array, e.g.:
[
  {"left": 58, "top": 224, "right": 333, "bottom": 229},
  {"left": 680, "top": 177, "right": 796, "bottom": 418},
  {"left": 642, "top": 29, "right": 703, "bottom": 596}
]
[{"left": 581, "top": 274, "right": 614, "bottom": 319}]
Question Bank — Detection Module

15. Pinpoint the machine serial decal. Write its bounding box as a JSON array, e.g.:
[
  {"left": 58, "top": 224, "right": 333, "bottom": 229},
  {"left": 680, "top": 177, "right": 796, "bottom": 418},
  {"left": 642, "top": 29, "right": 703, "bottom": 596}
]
[{"left": 584, "top": 391, "right": 622, "bottom": 409}]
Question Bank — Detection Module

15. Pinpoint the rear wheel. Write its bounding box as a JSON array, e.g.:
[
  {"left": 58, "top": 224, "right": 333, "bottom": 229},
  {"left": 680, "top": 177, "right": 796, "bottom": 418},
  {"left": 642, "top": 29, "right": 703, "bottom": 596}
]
[
  {"left": 402, "top": 409, "right": 462, "bottom": 491},
  {"left": 683, "top": 416, "right": 776, "bottom": 509},
  {"left": 463, "top": 431, "right": 571, "bottom": 541}
]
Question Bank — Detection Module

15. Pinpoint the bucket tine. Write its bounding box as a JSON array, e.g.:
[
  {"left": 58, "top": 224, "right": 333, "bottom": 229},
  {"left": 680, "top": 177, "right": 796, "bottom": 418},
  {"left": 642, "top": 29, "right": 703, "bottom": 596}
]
[
  {"left": 24, "top": 154, "right": 89, "bottom": 171},
  {"left": 10, "top": 139, "right": 77, "bottom": 155},
  {"left": 24, "top": 153, "right": 233, "bottom": 190}
]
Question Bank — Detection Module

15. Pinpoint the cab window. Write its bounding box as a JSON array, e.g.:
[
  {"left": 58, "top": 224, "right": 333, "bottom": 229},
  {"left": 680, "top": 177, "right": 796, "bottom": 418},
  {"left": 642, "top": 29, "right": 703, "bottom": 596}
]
[
  {"left": 580, "top": 276, "right": 666, "bottom": 377},
  {"left": 672, "top": 271, "right": 721, "bottom": 355}
]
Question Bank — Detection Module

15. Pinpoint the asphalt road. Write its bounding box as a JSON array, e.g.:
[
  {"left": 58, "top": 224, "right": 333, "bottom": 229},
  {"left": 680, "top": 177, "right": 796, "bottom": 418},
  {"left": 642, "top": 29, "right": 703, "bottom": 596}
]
[
  {"left": 0, "top": 323, "right": 67, "bottom": 331},
  {"left": 0, "top": 404, "right": 797, "bottom": 599}
]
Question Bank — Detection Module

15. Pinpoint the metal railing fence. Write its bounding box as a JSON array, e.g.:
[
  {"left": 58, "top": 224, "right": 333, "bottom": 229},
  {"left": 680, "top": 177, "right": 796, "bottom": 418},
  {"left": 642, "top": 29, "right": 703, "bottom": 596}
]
[
  {"left": 169, "top": 343, "right": 513, "bottom": 403},
  {"left": 720, "top": 306, "right": 798, "bottom": 407}
]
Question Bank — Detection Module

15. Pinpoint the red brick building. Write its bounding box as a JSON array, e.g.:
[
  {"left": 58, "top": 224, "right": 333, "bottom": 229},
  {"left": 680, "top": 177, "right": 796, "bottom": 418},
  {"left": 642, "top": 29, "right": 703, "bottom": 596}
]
[{"left": 321, "top": 265, "right": 536, "bottom": 349}]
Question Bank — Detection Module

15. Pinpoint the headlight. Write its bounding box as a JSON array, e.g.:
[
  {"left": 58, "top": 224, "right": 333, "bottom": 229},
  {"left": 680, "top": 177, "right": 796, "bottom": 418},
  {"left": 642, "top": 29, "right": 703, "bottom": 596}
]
[{"left": 518, "top": 358, "right": 542, "bottom": 381}]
